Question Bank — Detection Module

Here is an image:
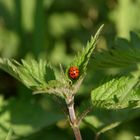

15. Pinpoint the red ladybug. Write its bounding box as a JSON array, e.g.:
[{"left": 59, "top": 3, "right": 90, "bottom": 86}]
[{"left": 69, "top": 66, "right": 79, "bottom": 79}]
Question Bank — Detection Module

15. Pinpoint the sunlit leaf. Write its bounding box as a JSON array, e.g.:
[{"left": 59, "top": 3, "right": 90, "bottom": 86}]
[
  {"left": 91, "top": 76, "right": 140, "bottom": 109},
  {"left": 66, "top": 24, "right": 104, "bottom": 80},
  {"left": 5, "top": 128, "right": 13, "bottom": 140},
  {"left": 83, "top": 75, "right": 140, "bottom": 133},
  {"left": 135, "top": 136, "right": 140, "bottom": 140}
]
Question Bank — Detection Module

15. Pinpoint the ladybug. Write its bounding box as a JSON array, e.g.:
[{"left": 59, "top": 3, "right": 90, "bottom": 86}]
[{"left": 68, "top": 66, "right": 79, "bottom": 79}]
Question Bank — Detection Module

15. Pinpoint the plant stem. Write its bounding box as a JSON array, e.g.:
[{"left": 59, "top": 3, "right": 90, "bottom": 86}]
[
  {"left": 66, "top": 97, "right": 82, "bottom": 140},
  {"left": 95, "top": 133, "right": 100, "bottom": 140}
]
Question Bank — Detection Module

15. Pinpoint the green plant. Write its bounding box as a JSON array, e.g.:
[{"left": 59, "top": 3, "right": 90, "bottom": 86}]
[
  {"left": 135, "top": 136, "right": 140, "bottom": 140},
  {"left": 5, "top": 128, "right": 13, "bottom": 140},
  {"left": 0, "top": 25, "right": 140, "bottom": 140}
]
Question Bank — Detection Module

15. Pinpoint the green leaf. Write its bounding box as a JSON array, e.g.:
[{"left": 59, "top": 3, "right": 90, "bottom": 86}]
[
  {"left": 5, "top": 128, "right": 13, "bottom": 140},
  {"left": 93, "top": 32, "right": 140, "bottom": 69},
  {"left": 0, "top": 58, "right": 69, "bottom": 98},
  {"left": 135, "top": 136, "right": 140, "bottom": 140},
  {"left": 18, "top": 58, "right": 55, "bottom": 88},
  {"left": 0, "top": 95, "right": 64, "bottom": 140},
  {"left": 83, "top": 75, "right": 140, "bottom": 134},
  {"left": 0, "top": 57, "right": 83, "bottom": 98},
  {"left": 84, "top": 107, "right": 140, "bottom": 134},
  {"left": 110, "top": 0, "right": 140, "bottom": 38},
  {"left": 91, "top": 76, "right": 140, "bottom": 109},
  {"left": 66, "top": 24, "right": 104, "bottom": 79},
  {"left": 34, "top": 79, "right": 68, "bottom": 98},
  {"left": 0, "top": 58, "right": 55, "bottom": 90},
  {"left": 0, "top": 58, "right": 20, "bottom": 80}
]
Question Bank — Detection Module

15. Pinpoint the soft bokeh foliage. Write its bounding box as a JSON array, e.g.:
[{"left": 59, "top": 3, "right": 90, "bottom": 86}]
[{"left": 0, "top": 0, "right": 140, "bottom": 140}]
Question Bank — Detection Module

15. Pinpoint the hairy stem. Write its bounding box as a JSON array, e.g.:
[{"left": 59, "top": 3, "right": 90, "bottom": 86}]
[{"left": 66, "top": 97, "right": 82, "bottom": 140}]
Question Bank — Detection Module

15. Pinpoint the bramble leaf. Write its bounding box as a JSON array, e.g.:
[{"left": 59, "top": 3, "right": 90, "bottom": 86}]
[
  {"left": 93, "top": 32, "right": 140, "bottom": 69},
  {"left": 66, "top": 24, "right": 104, "bottom": 79},
  {"left": 79, "top": 32, "right": 140, "bottom": 134},
  {"left": 0, "top": 58, "right": 55, "bottom": 89},
  {"left": 91, "top": 76, "right": 140, "bottom": 109},
  {"left": 0, "top": 58, "right": 20, "bottom": 80},
  {"left": 0, "top": 57, "right": 83, "bottom": 98},
  {"left": 0, "top": 58, "right": 69, "bottom": 98},
  {"left": 83, "top": 75, "right": 140, "bottom": 134}
]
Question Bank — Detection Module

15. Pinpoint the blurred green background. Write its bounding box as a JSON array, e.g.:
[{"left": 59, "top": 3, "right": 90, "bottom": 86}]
[{"left": 0, "top": 0, "right": 140, "bottom": 140}]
